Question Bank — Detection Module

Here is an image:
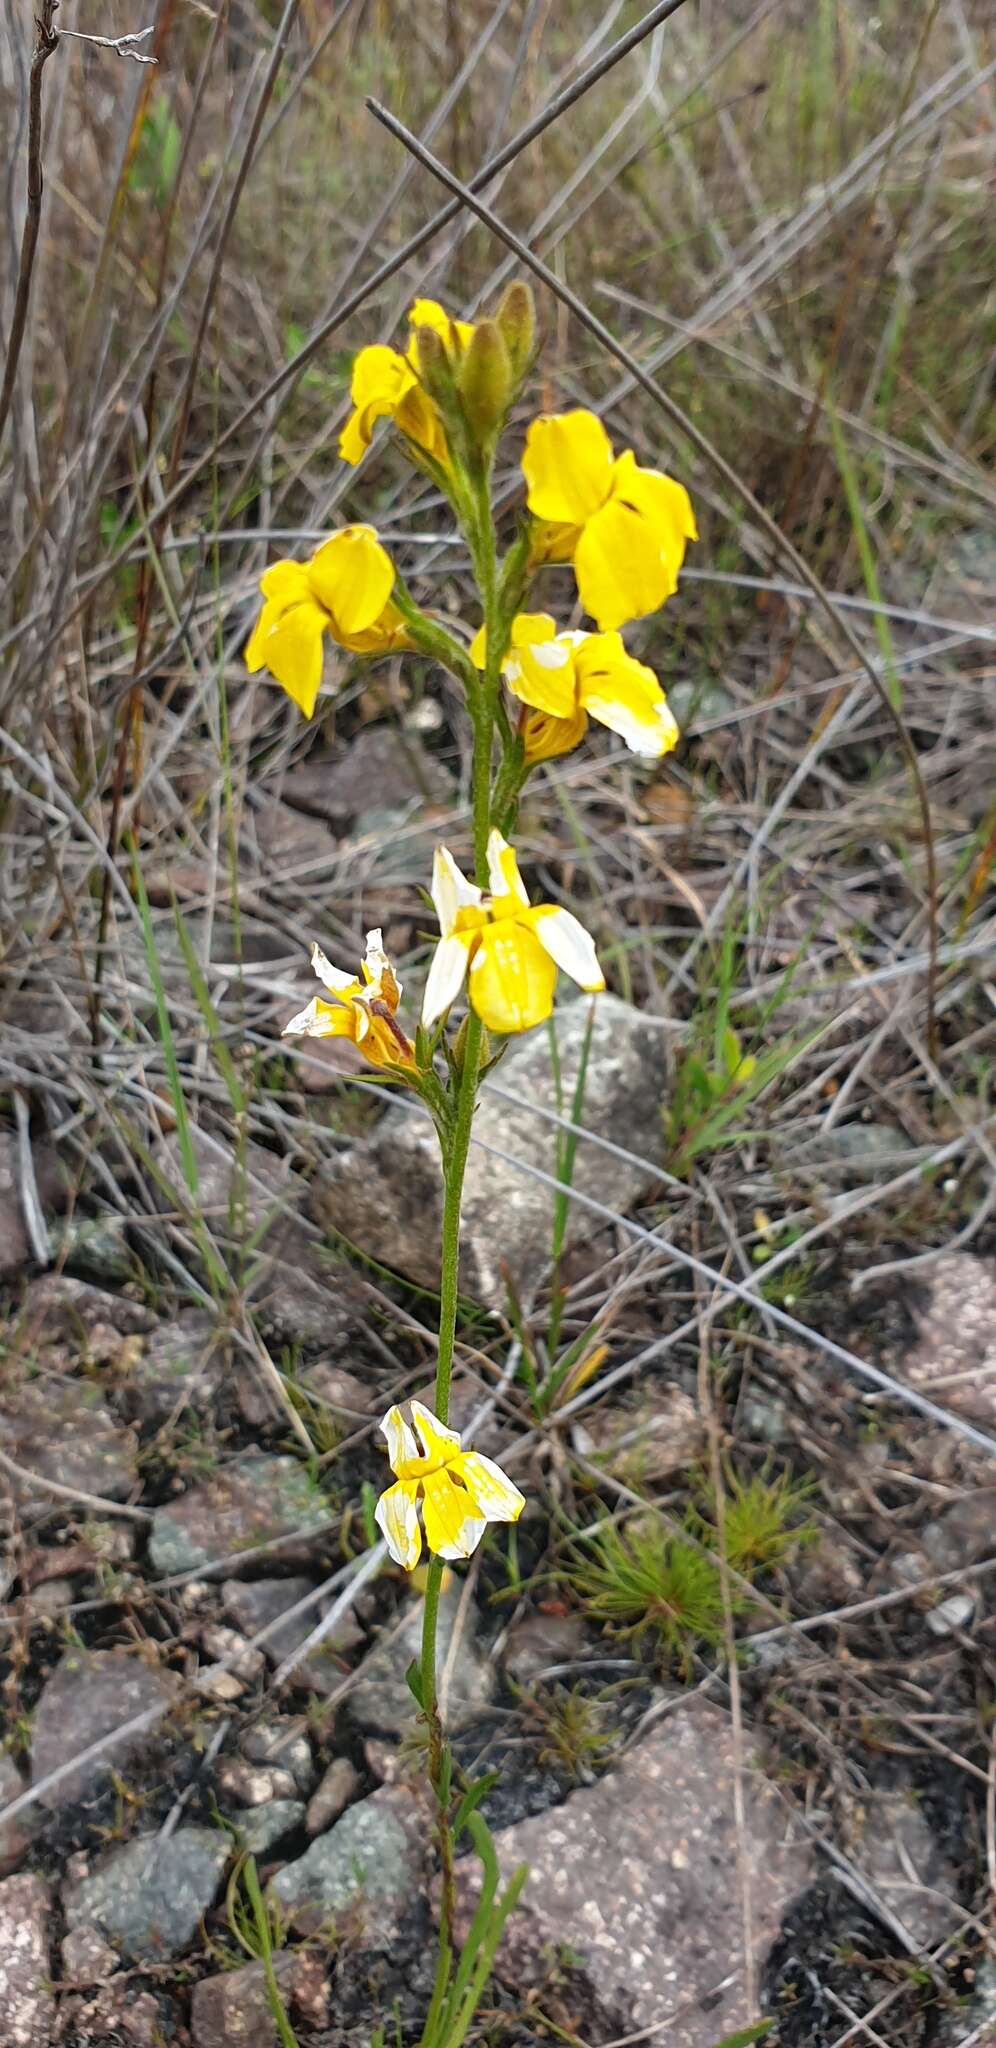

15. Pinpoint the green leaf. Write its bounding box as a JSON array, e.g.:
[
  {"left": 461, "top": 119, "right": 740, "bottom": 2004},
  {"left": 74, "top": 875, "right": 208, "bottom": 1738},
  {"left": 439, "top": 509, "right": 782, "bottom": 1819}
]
[
  {"left": 709, "top": 2023, "right": 773, "bottom": 2048},
  {"left": 405, "top": 1658, "right": 424, "bottom": 1708},
  {"left": 452, "top": 1772, "right": 498, "bottom": 1838}
]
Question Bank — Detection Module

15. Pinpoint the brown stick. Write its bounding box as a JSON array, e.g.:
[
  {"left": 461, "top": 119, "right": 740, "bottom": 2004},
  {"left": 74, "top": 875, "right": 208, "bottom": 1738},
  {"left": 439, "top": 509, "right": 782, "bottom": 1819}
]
[{"left": 0, "top": 1, "right": 60, "bottom": 456}]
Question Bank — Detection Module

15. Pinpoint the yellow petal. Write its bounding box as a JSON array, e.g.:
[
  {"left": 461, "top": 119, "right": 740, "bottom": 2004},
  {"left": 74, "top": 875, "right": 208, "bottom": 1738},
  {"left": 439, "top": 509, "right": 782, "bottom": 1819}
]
[
  {"left": 528, "top": 519, "right": 582, "bottom": 567},
  {"left": 468, "top": 921, "right": 557, "bottom": 1034},
  {"left": 431, "top": 845, "right": 483, "bottom": 939},
  {"left": 375, "top": 1478, "right": 422, "bottom": 1570},
  {"left": 395, "top": 385, "right": 449, "bottom": 463},
  {"left": 245, "top": 596, "right": 282, "bottom": 673},
  {"left": 308, "top": 526, "right": 395, "bottom": 642},
  {"left": 282, "top": 994, "right": 355, "bottom": 1040},
  {"left": 504, "top": 626, "right": 578, "bottom": 719},
  {"left": 469, "top": 623, "right": 487, "bottom": 671},
  {"left": 519, "top": 705, "right": 589, "bottom": 764},
  {"left": 420, "top": 1468, "right": 487, "bottom": 1561},
  {"left": 575, "top": 635, "right": 679, "bottom": 757},
  {"left": 249, "top": 599, "right": 328, "bottom": 716},
  {"left": 409, "top": 1399, "right": 462, "bottom": 1462},
  {"left": 486, "top": 831, "right": 531, "bottom": 906},
  {"left": 408, "top": 299, "right": 475, "bottom": 356},
  {"left": 453, "top": 1450, "right": 525, "bottom": 1524},
  {"left": 311, "top": 943, "right": 359, "bottom": 995},
  {"left": 609, "top": 449, "right": 697, "bottom": 546},
  {"left": 338, "top": 347, "right": 415, "bottom": 467},
  {"left": 422, "top": 932, "right": 473, "bottom": 1029},
  {"left": 259, "top": 559, "right": 314, "bottom": 607},
  {"left": 574, "top": 498, "right": 676, "bottom": 631},
  {"left": 522, "top": 410, "right": 614, "bottom": 526},
  {"left": 528, "top": 906, "right": 605, "bottom": 993},
  {"left": 381, "top": 1404, "right": 420, "bottom": 1474}
]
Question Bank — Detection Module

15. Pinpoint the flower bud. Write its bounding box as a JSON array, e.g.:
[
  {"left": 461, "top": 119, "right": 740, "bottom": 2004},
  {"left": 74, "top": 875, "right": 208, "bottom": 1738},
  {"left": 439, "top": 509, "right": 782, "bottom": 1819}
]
[
  {"left": 495, "top": 281, "right": 536, "bottom": 382},
  {"left": 414, "top": 323, "right": 457, "bottom": 410},
  {"left": 457, "top": 320, "right": 512, "bottom": 439}
]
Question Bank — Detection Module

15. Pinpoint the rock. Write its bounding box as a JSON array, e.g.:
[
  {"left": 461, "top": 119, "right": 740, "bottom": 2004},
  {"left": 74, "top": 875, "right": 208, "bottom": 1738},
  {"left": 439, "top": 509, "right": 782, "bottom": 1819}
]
[
  {"left": 60, "top": 1924, "right": 119, "bottom": 1982},
  {"left": 154, "top": 1127, "right": 366, "bottom": 1348},
  {"left": 299, "top": 1362, "right": 379, "bottom": 1421},
  {"left": 16, "top": 1273, "right": 154, "bottom": 1343},
  {"left": 191, "top": 1952, "right": 325, "bottom": 2048},
  {"left": 349, "top": 1579, "right": 494, "bottom": 1736},
  {"left": 450, "top": 1701, "right": 814, "bottom": 2048},
  {"left": 791, "top": 1122, "right": 917, "bottom": 1176},
  {"left": 925, "top": 1592, "right": 976, "bottom": 1636},
  {"left": 234, "top": 1801, "right": 306, "bottom": 1858},
  {"left": 316, "top": 994, "right": 666, "bottom": 1305},
  {"left": 63, "top": 1827, "right": 230, "bottom": 1961},
  {"left": 884, "top": 1253, "right": 996, "bottom": 1426},
  {"left": 2, "top": 1376, "right": 139, "bottom": 1512},
  {"left": 0, "top": 1754, "right": 40, "bottom": 1877},
  {"left": 122, "top": 1311, "right": 222, "bottom": 1424},
  {"left": 571, "top": 1383, "right": 704, "bottom": 1485},
  {"left": 280, "top": 725, "right": 452, "bottom": 835},
  {"left": 148, "top": 1455, "right": 333, "bottom": 1576},
  {"left": 221, "top": 1575, "right": 362, "bottom": 1692},
  {"left": 843, "top": 1785, "right": 963, "bottom": 1948},
  {"left": 268, "top": 1789, "right": 420, "bottom": 1936},
  {"left": 0, "top": 1873, "right": 55, "bottom": 2047},
  {"left": 242, "top": 1720, "right": 315, "bottom": 1794},
  {"left": 47, "top": 1212, "right": 136, "bottom": 1284},
  {"left": 26, "top": 1577, "right": 74, "bottom": 1615},
  {"left": 0, "top": 1131, "right": 66, "bottom": 1277},
  {"left": 923, "top": 1489, "right": 996, "bottom": 1574},
  {"left": 252, "top": 796, "right": 336, "bottom": 867},
  {"left": 31, "top": 1647, "right": 180, "bottom": 1811},
  {"left": 118, "top": 1989, "right": 164, "bottom": 2045},
  {"left": 216, "top": 1758, "right": 297, "bottom": 1807},
  {"left": 200, "top": 1625, "right": 265, "bottom": 1682},
  {"left": 503, "top": 1611, "right": 588, "bottom": 1685},
  {"left": 306, "top": 1756, "right": 360, "bottom": 1835}
]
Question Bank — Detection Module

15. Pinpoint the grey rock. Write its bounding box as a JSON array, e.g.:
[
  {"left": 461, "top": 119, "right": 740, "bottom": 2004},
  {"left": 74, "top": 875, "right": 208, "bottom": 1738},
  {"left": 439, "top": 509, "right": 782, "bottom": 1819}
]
[
  {"left": 216, "top": 1758, "right": 296, "bottom": 1807},
  {"left": 281, "top": 725, "right": 452, "bottom": 835},
  {"left": 234, "top": 1801, "right": 306, "bottom": 1858},
  {"left": 451, "top": 1701, "right": 814, "bottom": 2048},
  {"left": 60, "top": 1924, "right": 119, "bottom": 1982},
  {"left": 668, "top": 675, "right": 738, "bottom": 728},
  {"left": 221, "top": 1575, "right": 362, "bottom": 1692},
  {"left": 46, "top": 1213, "right": 136, "bottom": 1284},
  {"left": 191, "top": 1951, "right": 327, "bottom": 2048},
  {"left": 269, "top": 1790, "right": 420, "bottom": 1935},
  {"left": 200, "top": 1624, "right": 265, "bottom": 1682},
  {"left": 0, "top": 1873, "right": 55, "bottom": 2047},
  {"left": 242, "top": 1720, "right": 315, "bottom": 1793},
  {"left": 0, "top": 1753, "right": 41, "bottom": 1877},
  {"left": 0, "top": 1132, "right": 66, "bottom": 1278},
  {"left": 844, "top": 1785, "right": 963, "bottom": 1949},
  {"left": 925, "top": 1591, "right": 976, "bottom": 1636},
  {"left": 63, "top": 1827, "right": 230, "bottom": 1961},
  {"left": 123, "top": 1310, "right": 221, "bottom": 1424},
  {"left": 31, "top": 1647, "right": 180, "bottom": 1811},
  {"left": 350, "top": 1579, "right": 494, "bottom": 1736},
  {"left": 923, "top": 1489, "right": 996, "bottom": 1574},
  {"left": 148, "top": 1454, "right": 333, "bottom": 1576},
  {"left": 792, "top": 1121, "right": 916, "bottom": 1175},
  {"left": 16, "top": 1272, "right": 154, "bottom": 1342},
  {"left": 571, "top": 1383, "right": 704, "bottom": 1485},
  {"left": 306, "top": 1756, "right": 360, "bottom": 1835},
  {"left": 892, "top": 1254, "right": 996, "bottom": 1426},
  {"left": 3, "top": 1376, "right": 138, "bottom": 1512},
  {"left": 503, "top": 1611, "right": 588, "bottom": 1685},
  {"left": 316, "top": 994, "right": 667, "bottom": 1305}
]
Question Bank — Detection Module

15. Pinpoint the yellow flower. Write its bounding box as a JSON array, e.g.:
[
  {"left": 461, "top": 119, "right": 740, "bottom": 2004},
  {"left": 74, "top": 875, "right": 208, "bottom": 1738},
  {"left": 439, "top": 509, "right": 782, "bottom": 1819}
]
[
  {"left": 282, "top": 929, "right": 415, "bottom": 1069},
  {"left": 422, "top": 829, "right": 604, "bottom": 1036},
  {"left": 470, "top": 613, "right": 679, "bottom": 760},
  {"left": 375, "top": 1399, "right": 525, "bottom": 1570},
  {"left": 339, "top": 299, "right": 474, "bottom": 468},
  {"left": 521, "top": 409, "right": 697, "bottom": 631},
  {"left": 244, "top": 526, "right": 407, "bottom": 717}
]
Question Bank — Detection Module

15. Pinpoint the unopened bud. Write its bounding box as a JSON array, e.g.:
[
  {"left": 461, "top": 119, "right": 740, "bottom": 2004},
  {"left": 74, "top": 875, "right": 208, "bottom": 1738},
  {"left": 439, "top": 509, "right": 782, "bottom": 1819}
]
[
  {"left": 415, "top": 323, "right": 456, "bottom": 409},
  {"left": 495, "top": 281, "right": 536, "bottom": 381},
  {"left": 457, "top": 320, "right": 512, "bottom": 438}
]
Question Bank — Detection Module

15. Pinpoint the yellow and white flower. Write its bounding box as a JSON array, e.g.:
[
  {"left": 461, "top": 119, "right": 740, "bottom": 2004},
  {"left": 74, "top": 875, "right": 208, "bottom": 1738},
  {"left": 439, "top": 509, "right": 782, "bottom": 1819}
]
[
  {"left": 245, "top": 526, "right": 407, "bottom": 717},
  {"left": 375, "top": 1399, "right": 525, "bottom": 1570},
  {"left": 422, "top": 830, "right": 604, "bottom": 1036},
  {"left": 521, "top": 409, "right": 697, "bottom": 632},
  {"left": 282, "top": 930, "right": 415, "bottom": 1070},
  {"left": 339, "top": 299, "right": 474, "bottom": 468},
  {"left": 471, "top": 612, "right": 679, "bottom": 760}
]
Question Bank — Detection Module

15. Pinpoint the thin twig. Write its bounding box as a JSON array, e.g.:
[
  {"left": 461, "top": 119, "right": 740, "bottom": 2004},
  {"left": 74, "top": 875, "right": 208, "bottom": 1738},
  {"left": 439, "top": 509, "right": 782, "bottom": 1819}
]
[
  {"left": 58, "top": 25, "right": 156, "bottom": 61},
  {"left": 0, "top": 0, "right": 59, "bottom": 455}
]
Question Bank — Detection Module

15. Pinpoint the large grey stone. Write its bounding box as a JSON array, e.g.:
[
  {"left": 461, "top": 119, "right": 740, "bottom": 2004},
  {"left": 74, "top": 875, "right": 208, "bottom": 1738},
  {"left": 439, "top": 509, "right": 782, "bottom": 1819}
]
[
  {"left": 2, "top": 1376, "right": 138, "bottom": 1511},
  {"left": 63, "top": 1827, "right": 230, "bottom": 1961},
  {"left": 888, "top": 1253, "right": 996, "bottom": 1426},
  {"left": 280, "top": 725, "right": 452, "bottom": 834},
  {"left": 571, "top": 1383, "right": 705, "bottom": 1485},
  {"left": 234, "top": 1801, "right": 305, "bottom": 1858},
  {"left": 31, "top": 1647, "right": 180, "bottom": 1810},
  {"left": 315, "top": 994, "right": 666, "bottom": 1304},
  {"left": 221, "top": 1574, "right": 362, "bottom": 1691},
  {"left": 148, "top": 1453, "right": 333, "bottom": 1576},
  {"left": 349, "top": 1579, "right": 494, "bottom": 1736},
  {"left": 191, "top": 1951, "right": 327, "bottom": 2048},
  {"left": 0, "top": 1874, "right": 54, "bottom": 2048},
  {"left": 843, "top": 1785, "right": 962, "bottom": 1950},
  {"left": 451, "top": 1701, "right": 814, "bottom": 2048},
  {"left": 122, "top": 1310, "right": 221, "bottom": 1424},
  {"left": 268, "top": 1790, "right": 419, "bottom": 1935}
]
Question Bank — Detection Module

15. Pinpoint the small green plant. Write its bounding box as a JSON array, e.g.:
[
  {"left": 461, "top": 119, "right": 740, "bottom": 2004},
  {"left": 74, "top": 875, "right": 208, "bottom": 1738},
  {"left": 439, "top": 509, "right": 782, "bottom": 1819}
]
[
  {"left": 693, "top": 1463, "right": 818, "bottom": 1575},
  {"left": 524, "top": 1683, "right": 618, "bottom": 1782},
  {"left": 565, "top": 1514, "right": 732, "bottom": 1674},
  {"left": 225, "top": 1856, "right": 298, "bottom": 2048}
]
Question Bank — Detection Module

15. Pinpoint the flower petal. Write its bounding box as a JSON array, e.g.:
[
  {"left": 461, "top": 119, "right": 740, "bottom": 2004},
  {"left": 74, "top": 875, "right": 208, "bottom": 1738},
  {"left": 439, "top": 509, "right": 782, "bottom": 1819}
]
[
  {"left": 248, "top": 600, "right": 328, "bottom": 716},
  {"left": 431, "top": 845, "right": 482, "bottom": 938},
  {"left": 310, "top": 942, "right": 358, "bottom": 995},
  {"left": 610, "top": 450, "right": 697, "bottom": 545},
  {"left": 258, "top": 559, "right": 314, "bottom": 607},
  {"left": 421, "top": 1468, "right": 487, "bottom": 1561},
  {"left": 504, "top": 630, "right": 578, "bottom": 719},
  {"left": 468, "top": 922, "right": 557, "bottom": 1035},
  {"left": 486, "top": 831, "right": 531, "bottom": 906},
  {"left": 530, "top": 906, "right": 605, "bottom": 992},
  {"left": 520, "top": 706, "right": 589, "bottom": 764},
  {"left": 522, "top": 410, "right": 614, "bottom": 525},
  {"left": 453, "top": 1450, "right": 525, "bottom": 1525},
  {"left": 282, "top": 995, "right": 354, "bottom": 1039},
  {"left": 422, "top": 933, "right": 473, "bottom": 1029},
  {"left": 409, "top": 1399, "right": 462, "bottom": 1461},
  {"left": 308, "top": 525, "right": 396, "bottom": 642},
  {"left": 380, "top": 1404, "right": 420, "bottom": 1473},
  {"left": 375, "top": 1478, "right": 422, "bottom": 1570},
  {"left": 573, "top": 499, "right": 676, "bottom": 631},
  {"left": 575, "top": 636, "right": 680, "bottom": 757},
  {"left": 362, "top": 929, "right": 402, "bottom": 1008}
]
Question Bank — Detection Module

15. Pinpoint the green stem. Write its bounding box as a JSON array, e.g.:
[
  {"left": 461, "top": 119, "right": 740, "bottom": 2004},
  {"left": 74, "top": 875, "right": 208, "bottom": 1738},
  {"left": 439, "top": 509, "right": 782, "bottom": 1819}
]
[{"left": 434, "top": 1009, "right": 483, "bottom": 1427}]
